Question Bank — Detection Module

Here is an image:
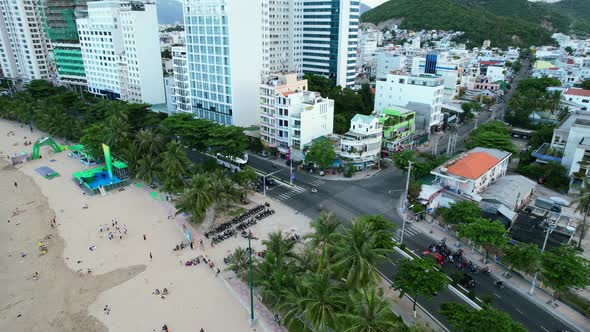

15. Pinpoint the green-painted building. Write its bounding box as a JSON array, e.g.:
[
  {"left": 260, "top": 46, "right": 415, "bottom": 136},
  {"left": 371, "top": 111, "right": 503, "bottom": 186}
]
[
  {"left": 378, "top": 107, "right": 416, "bottom": 156},
  {"left": 39, "top": 0, "right": 87, "bottom": 86}
]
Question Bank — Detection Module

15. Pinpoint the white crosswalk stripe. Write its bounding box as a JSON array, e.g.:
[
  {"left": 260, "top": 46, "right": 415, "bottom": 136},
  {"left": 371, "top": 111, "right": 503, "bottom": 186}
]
[
  {"left": 393, "top": 225, "right": 420, "bottom": 240},
  {"left": 275, "top": 185, "right": 307, "bottom": 201},
  {"left": 311, "top": 179, "right": 325, "bottom": 186}
]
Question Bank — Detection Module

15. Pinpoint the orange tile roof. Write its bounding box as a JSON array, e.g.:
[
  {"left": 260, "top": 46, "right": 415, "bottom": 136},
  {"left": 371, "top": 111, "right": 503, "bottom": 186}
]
[
  {"left": 565, "top": 88, "right": 590, "bottom": 97},
  {"left": 282, "top": 91, "right": 296, "bottom": 97},
  {"left": 446, "top": 152, "right": 500, "bottom": 180}
]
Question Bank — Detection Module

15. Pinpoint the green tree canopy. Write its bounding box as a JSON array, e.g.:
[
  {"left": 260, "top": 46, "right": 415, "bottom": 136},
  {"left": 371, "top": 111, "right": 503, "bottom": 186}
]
[
  {"left": 541, "top": 245, "right": 590, "bottom": 293},
  {"left": 582, "top": 80, "right": 590, "bottom": 90},
  {"left": 306, "top": 139, "right": 336, "bottom": 170},
  {"left": 502, "top": 242, "right": 541, "bottom": 275},
  {"left": 459, "top": 218, "right": 507, "bottom": 261},
  {"left": 438, "top": 201, "right": 482, "bottom": 225},
  {"left": 440, "top": 302, "right": 527, "bottom": 332},
  {"left": 356, "top": 215, "right": 397, "bottom": 250},
  {"left": 392, "top": 257, "right": 448, "bottom": 318},
  {"left": 465, "top": 121, "right": 515, "bottom": 152}
]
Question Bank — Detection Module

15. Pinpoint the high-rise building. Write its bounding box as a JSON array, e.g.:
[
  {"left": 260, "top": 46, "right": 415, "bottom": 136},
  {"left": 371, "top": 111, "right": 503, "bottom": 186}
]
[
  {"left": 76, "top": 1, "right": 164, "bottom": 104},
  {"left": 301, "top": 0, "right": 359, "bottom": 87},
  {"left": 0, "top": 0, "right": 50, "bottom": 81},
  {"left": 170, "top": 45, "right": 190, "bottom": 113},
  {"left": 262, "top": 0, "right": 303, "bottom": 77},
  {"left": 374, "top": 72, "right": 444, "bottom": 132},
  {"left": 39, "top": 0, "right": 88, "bottom": 86},
  {"left": 183, "top": 0, "right": 263, "bottom": 126}
]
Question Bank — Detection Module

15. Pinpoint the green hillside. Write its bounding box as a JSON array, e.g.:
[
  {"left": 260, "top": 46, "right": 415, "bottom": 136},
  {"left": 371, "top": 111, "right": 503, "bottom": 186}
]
[
  {"left": 455, "top": 0, "right": 571, "bottom": 32},
  {"left": 360, "top": 0, "right": 558, "bottom": 48},
  {"left": 547, "top": 0, "right": 590, "bottom": 35}
]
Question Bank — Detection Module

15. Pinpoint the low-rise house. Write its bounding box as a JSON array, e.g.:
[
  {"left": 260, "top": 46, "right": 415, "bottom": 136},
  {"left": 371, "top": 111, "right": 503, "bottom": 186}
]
[
  {"left": 378, "top": 107, "right": 416, "bottom": 157},
  {"left": 479, "top": 175, "right": 536, "bottom": 225},
  {"left": 562, "top": 88, "right": 590, "bottom": 111},
  {"left": 431, "top": 147, "right": 511, "bottom": 197},
  {"left": 340, "top": 114, "right": 383, "bottom": 169}
]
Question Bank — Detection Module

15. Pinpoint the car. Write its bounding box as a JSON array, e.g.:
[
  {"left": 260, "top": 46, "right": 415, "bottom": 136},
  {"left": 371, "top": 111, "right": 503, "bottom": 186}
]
[
  {"left": 258, "top": 177, "right": 276, "bottom": 186},
  {"left": 258, "top": 151, "right": 269, "bottom": 158}
]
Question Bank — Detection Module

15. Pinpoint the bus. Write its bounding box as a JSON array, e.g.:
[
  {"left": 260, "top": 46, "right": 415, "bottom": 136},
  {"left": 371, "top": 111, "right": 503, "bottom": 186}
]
[{"left": 215, "top": 153, "right": 248, "bottom": 172}]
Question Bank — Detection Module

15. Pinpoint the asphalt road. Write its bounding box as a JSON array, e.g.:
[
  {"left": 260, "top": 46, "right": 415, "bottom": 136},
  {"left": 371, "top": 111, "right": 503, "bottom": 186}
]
[{"left": 245, "top": 153, "right": 577, "bottom": 332}]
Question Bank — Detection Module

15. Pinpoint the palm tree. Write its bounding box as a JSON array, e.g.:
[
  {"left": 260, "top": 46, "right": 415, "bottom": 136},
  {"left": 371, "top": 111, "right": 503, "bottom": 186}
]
[
  {"left": 262, "top": 231, "right": 296, "bottom": 266},
  {"left": 161, "top": 141, "right": 190, "bottom": 187},
  {"left": 134, "top": 128, "right": 165, "bottom": 157},
  {"left": 175, "top": 174, "right": 213, "bottom": 223},
  {"left": 253, "top": 251, "right": 296, "bottom": 306},
  {"left": 305, "top": 211, "right": 340, "bottom": 269},
  {"left": 282, "top": 271, "right": 347, "bottom": 332},
  {"left": 136, "top": 155, "right": 161, "bottom": 185},
  {"left": 225, "top": 247, "right": 249, "bottom": 279},
  {"left": 332, "top": 220, "right": 389, "bottom": 289},
  {"left": 103, "top": 112, "right": 130, "bottom": 149},
  {"left": 575, "top": 179, "right": 590, "bottom": 250},
  {"left": 340, "top": 287, "right": 401, "bottom": 332},
  {"left": 121, "top": 143, "right": 141, "bottom": 175}
]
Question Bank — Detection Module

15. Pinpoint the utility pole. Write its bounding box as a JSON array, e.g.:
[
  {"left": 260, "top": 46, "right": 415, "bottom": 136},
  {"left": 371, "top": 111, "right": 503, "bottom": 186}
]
[
  {"left": 474, "top": 117, "right": 479, "bottom": 130},
  {"left": 446, "top": 135, "right": 452, "bottom": 155},
  {"left": 433, "top": 137, "right": 438, "bottom": 156},
  {"left": 529, "top": 224, "right": 554, "bottom": 295},
  {"left": 400, "top": 161, "right": 412, "bottom": 245},
  {"left": 248, "top": 236, "right": 255, "bottom": 324}
]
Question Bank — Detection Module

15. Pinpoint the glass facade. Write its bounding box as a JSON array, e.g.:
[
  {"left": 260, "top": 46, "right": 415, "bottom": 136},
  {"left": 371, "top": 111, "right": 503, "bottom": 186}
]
[{"left": 184, "top": 10, "right": 233, "bottom": 124}]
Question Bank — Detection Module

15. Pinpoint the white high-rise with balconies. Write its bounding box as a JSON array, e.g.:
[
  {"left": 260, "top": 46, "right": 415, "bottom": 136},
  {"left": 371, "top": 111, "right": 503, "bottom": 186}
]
[
  {"left": 76, "top": 1, "right": 164, "bottom": 104},
  {"left": 301, "top": 0, "right": 359, "bottom": 87},
  {"left": 375, "top": 72, "right": 444, "bottom": 132},
  {"left": 171, "top": 45, "right": 190, "bottom": 113},
  {"left": 0, "top": 0, "right": 49, "bottom": 81}
]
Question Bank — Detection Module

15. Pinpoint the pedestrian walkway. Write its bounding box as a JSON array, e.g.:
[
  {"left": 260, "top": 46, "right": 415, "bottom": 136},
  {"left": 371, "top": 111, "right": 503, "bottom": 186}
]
[
  {"left": 394, "top": 224, "right": 420, "bottom": 240},
  {"left": 310, "top": 179, "right": 325, "bottom": 187},
  {"left": 411, "top": 219, "right": 589, "bottom": 332},
  {"left": 276, "top": 185, "right": 306, "bottom": 201}
]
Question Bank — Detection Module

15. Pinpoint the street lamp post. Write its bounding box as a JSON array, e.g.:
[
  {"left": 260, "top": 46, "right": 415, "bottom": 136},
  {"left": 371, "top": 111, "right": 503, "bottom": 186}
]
[
  {"left": 248, "top": 236, "right": 255, "bottom": 324},
  {"left": 529, "top": 224, "right": 554, "bottom": 295},
  {"left": 400, "top": 161, "right": 413, "bottom": 245},
  {"left": 262, "top": 169, "right": 282, "bottom": 197}
]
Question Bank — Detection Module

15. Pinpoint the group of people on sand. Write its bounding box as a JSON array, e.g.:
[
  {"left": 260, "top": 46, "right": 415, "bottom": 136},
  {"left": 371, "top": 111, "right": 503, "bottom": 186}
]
[
  {"left": 153, "top": 287, "right": 170, "bottom": 299},
  {"left": 97, "top": 218, "right": 127, "bottom": 240}
]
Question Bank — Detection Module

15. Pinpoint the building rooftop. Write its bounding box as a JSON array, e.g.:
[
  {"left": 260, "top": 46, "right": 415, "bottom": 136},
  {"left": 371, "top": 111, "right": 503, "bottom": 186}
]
[
  {"left": 481, "top": 175, "right": 536, "bottom": 211},
  {"left": 352, "top": 114, "right": 376, "bottom": 124},
  {"left": 446, "top": 152, "right": 500, "bottom": 179},
  {"left": 565, "top": 88, "right": 590, "bottom": 97}
]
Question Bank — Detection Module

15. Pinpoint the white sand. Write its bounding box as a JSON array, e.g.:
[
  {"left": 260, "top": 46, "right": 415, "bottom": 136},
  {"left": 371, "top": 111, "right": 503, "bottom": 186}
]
[{"left": 0, "top": 119, "right": 313, "bottom": 331}]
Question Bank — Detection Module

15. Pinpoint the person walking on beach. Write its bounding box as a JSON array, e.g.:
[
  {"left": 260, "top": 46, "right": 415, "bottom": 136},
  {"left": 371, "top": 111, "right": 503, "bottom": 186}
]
[
  {"left": 14, "top": 181, "right": 17, "bottom": 188},
  {"left": 143, "top": 234, "right": 147, "bottom": 241},
  {"left": 149, "top": 252, "right": 152, "bottom": 261}
]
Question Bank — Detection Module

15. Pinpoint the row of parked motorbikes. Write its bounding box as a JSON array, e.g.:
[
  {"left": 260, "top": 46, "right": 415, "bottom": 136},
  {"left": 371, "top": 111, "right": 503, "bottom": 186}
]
[
  {"left": 207, "top": 204, "right": 275, "bottom": 244},
  {"left": 205, "top": 203, "right": 270, "bottom": 238},
  {"left": 424, "top": 240, "right": 496, "bottom": 290}
]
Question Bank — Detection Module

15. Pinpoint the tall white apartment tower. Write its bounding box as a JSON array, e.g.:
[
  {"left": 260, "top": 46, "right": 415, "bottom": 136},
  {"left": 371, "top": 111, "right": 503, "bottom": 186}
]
[
  {"left": 76, "top": 1, "right": 165, "bottom": 104},
  {"left": 183, "top": 0, "right": 263, "bottom": 126},
  {"left": 0, "top": 0, "right": 50, "bottom": 80},
  {"left": 302, "top": 0, "right": 359, "bottom": 87},
  {"left": 262, "top": 0, "right": 304, "bottom": 77}
]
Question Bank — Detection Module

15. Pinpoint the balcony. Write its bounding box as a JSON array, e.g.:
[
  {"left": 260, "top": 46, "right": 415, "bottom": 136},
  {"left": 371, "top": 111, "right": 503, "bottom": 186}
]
[{"left": 532, "top": 143, "right": 563, "bottom": 163}]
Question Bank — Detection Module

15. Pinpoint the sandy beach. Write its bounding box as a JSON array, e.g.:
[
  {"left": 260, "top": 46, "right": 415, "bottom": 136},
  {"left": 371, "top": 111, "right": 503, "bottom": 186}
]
[{"left": 0, "top": 119, "right": 312, "bottom": 331}]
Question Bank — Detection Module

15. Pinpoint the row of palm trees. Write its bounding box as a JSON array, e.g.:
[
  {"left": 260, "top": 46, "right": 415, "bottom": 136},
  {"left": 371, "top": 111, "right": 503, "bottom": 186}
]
[{"left": 227, "top": 212, "right": 419, "bottom": 332}]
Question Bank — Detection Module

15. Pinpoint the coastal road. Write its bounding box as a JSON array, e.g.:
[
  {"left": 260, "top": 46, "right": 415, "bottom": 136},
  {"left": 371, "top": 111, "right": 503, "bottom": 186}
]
[{"left": 244, "top": 154, "right": 578, "bottom": 332}]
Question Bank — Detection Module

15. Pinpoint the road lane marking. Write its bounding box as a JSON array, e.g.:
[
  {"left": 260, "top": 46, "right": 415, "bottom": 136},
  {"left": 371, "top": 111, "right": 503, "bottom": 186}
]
[
  {"left": 539, "top": 326, "right": 549, "bottom": 332},
  {"left": 494, "top": 294, "right": 502, "bottom": 299},
  {"left": 515, "top": 308, "right": 524, "bottom": 315}
]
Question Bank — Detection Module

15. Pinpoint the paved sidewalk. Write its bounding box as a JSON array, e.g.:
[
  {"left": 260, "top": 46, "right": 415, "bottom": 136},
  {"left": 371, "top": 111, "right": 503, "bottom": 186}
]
[{"left": 412, "top": 219, "right": 590, "bottom": 332}]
